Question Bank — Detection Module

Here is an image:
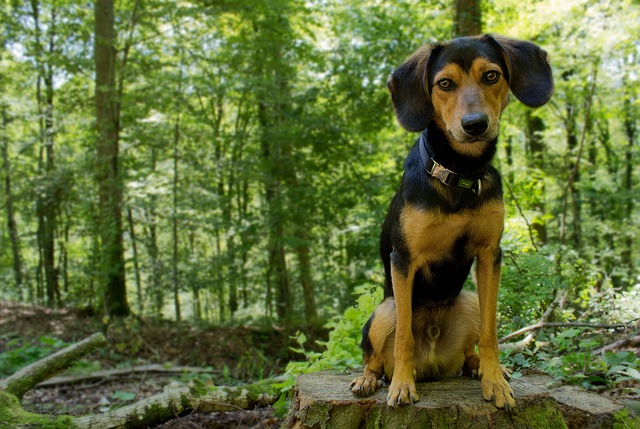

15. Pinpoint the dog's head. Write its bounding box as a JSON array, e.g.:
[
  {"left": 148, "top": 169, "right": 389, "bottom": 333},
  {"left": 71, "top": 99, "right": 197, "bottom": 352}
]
[{"left": 387, "top": 35, "right": 553, "bottom": 157}]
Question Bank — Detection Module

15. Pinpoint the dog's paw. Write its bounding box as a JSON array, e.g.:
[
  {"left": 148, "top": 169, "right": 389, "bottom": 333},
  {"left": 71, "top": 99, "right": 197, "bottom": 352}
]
[
  {"left": 349, "top": 375, "right": 381, "bottom": 397},
  {"left": 479, "top": 366, "right": 516, "bottom": 410},
  {"left": 386, "top": 378, "right": 420, "bottom": 406}
]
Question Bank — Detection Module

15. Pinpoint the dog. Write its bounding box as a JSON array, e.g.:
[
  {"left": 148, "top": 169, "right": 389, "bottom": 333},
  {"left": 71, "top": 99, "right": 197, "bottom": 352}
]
[{"left": 349, "top": 34, "right": 553, "bottom": 409}]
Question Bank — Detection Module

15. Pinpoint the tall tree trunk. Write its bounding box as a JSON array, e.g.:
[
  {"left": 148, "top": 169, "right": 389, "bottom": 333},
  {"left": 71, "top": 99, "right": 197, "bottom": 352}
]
[
  {"left": 253, "top": 10, "right": 299, "bottom": 325},
  {"left": 526, "top": 112, "right": 548, "bottom": 244},
  {"left": 144, "top": 147, "right": 163, "bottom": 316},
  {"left": 294, "top": 229, "right": 318, "bottom": 324},
  {"left": 172, "top": 113, "right": 181, "bottom": 322},
  {"left": 94, "top": 0, "right": 129, "bottom": 317},
  {"left": 31, "top": 0, "right": 60, "bottom": 307},
  {"left": 279, "top": 131, "right": 317, "bottom": 323},
  {"left": 559, "top": 65, "right": 598, "bottom": 254},
  {"left": 622, "top": 76, "right": 636, "bottom": 285},
  {"left": 127, "top": 206, "right": 143, "bottom": 315},
  {"left": 504, "top": 135, "right": 514, "bottom": 184},
  {"left": 214, "top": 226, "right": 226, "bottom": 323},
  {"left": 561, "top": 69, "right": 581, "bottom": 249},
  {"left": 1, "top": 105, "right": 24, "bottom": 293},
  {"left": 60, "top": 215, "right": 70, "bottom": 294},
  {"left": 454, "top": 0, "right": 482, "bottom": 37},
  {"left": 42, "top": 38, "right": 59, "bottom": 307},
  {"left": 259, "top": 94, "right": 291, "bottom": 324}
]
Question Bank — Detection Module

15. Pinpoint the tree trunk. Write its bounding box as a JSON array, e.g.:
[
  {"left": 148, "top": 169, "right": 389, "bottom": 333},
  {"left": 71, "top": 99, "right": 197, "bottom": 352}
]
[
  {"left": 31, "top": 0, "right": 60, "bottom": 307},
  {"left": 560, "top": 69, "right": 582, "bottom": 250},
  {"left": 504, "top": 135, "right": 514, "bottom": 184},
  {"left": 454, "top": 0, "right": 482, "bottom": 37},
  {"left": 60, "top": 216, "right": 70, "bottom": 293},
  {"left": 254, "top": 11, "right": 298, "bottom": 325},
  {"left": 1, "top": 105, "right": 24, "bottom": 292},
  {"left": 94, "top": 0, "right": 129, "bottom": 317},
  {"left": 295, "top": 229, "right": 318, "bottom": 324},
  {"left": 622, "top": 78, "right": 636, "bottom": 285},
  {"left": 526, "top": 111, "right": 548, "bottom": 244},
  {"left": 74, "top": 379, "right": 277, "bottom": 429},
  {"left": 144, "top": 147, "right": 163, "bottom": 316},
  {"left": 127, "top": 206, "right": 143, "bottom": 315},
  {"left": 214, "top": 226, "right": 226, "bottom": 323},
  {"left": 172, "top": 113, "right": 181, "bottom": 321}
]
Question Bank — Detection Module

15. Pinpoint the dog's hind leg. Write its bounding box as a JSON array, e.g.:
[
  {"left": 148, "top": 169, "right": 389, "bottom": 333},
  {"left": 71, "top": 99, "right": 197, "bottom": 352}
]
[
  {"left": 350, "top": 298, "right": 396, "bottom": 396},
  {"left": 458, "top": 291, "right": 481, "bottom": 376}
]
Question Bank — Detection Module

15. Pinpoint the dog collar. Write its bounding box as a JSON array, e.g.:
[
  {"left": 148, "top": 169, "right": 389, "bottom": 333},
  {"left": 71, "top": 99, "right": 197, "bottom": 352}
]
[{"left": 419, "top": 132, "right": 482, "bottom": 195}]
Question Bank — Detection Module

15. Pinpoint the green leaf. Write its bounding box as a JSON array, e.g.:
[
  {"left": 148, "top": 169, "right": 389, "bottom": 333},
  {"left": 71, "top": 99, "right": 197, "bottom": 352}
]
[{"left": 111, "top": 391, "right": 136, "bottom": 401}]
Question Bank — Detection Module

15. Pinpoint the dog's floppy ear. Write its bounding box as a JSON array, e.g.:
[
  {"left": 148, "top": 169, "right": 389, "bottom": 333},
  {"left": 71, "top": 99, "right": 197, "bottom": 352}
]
[
  {"left": 489, "top": 35, "right": 554, "bottom": 108},
  {"left": 387, "top": 44, "right": 435, "bottom": 132}
]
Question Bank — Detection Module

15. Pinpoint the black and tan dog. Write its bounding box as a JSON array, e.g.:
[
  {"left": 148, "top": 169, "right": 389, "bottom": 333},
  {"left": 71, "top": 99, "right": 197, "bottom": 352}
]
[{"left": 349, "top": 35, "right": 553, "bottom": 409}]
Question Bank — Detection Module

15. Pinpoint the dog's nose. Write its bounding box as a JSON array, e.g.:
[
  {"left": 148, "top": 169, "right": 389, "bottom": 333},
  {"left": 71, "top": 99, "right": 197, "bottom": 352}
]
[{"left": 461, "top": 113, "right": 489, "bottom": 136}]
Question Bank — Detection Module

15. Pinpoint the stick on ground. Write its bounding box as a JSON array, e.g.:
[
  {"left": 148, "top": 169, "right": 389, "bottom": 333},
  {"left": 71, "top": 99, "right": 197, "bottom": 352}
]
[{"left": 0, "top": 332, "right": 108, "bottom": 399}]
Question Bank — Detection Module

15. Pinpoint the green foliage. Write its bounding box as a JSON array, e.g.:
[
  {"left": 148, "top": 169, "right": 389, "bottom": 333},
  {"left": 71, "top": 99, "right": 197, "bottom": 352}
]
[
  {"left": 542, "top": 344, "right": 640, "bottom": 391},
  {"left": 0, "top": 0, "right": 638, "bottom": 329},
  {"left": 500, "top": 249, "right": 560, "bottom": 330},
  {"left": 272, "top": 282, "right": 382, "bottom": 416},
  {"left": 0, "top": 337, "right": 68, "bottom": 378}
]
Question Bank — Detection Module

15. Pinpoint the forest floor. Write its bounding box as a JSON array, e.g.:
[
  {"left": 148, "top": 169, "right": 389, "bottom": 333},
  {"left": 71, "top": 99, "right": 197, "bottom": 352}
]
[{"left": 0, "top": 301, "right": 328, "bottom": 428}]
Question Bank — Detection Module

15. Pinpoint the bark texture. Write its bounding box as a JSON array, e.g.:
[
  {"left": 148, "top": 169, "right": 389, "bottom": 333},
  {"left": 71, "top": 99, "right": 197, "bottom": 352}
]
[{"left": 285, "top": 371, "right": 628, "bottom": 429}]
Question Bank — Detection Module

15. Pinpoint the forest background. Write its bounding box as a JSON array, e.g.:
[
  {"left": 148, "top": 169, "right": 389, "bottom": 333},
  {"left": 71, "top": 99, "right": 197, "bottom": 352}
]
[{"left": 0, "top": 0, "right": 640, "bottom": 418}]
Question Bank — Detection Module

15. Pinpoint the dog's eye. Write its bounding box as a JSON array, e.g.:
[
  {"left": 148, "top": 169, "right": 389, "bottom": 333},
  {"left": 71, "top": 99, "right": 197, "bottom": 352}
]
[
  {"left": 484, "top": 71, "right": 500, "bottom": 83},
  {"left": 437, "top": 79, "right": 454, "bottom": 91}
]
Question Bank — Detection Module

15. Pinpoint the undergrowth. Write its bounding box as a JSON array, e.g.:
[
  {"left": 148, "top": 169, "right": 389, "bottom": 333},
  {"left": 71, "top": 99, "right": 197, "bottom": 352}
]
[{"left": 272, "top": 282, "right": 381, "bottom": 415}]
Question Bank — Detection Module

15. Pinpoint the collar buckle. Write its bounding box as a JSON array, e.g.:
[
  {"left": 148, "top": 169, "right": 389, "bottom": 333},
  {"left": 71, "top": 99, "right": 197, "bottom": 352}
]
[{"left": 429, "top": 161, "right": 453, "bottom": 184}]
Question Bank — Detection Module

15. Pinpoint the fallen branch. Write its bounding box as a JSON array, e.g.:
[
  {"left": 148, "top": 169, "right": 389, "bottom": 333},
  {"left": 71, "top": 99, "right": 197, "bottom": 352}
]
[
  {"left": 500, "top": 321, "right": 630, "bottom": 344},
  {"left": 0, "top": 332, "right": 107, "bottom": 399},
  {"left": 73, "top": 378, "right": 279, "bottom": 429},
  {"left": 0, "top": 332, "right": 281, "bottom": 429},
  {"left": 36, "top": 364, "right": 220, "bottom": 388},
  {"left": 593, "top": 334, "right": 640, "bottom": 355}
]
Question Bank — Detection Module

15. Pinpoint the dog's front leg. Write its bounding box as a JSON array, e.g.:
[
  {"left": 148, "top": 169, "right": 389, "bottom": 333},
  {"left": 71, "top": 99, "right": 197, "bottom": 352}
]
[
  {"left": 387, "top": 250, "right": 419, "bottom": 406},
  {"left": 477, "top": 246, "right": 515, "bottom": 410}
]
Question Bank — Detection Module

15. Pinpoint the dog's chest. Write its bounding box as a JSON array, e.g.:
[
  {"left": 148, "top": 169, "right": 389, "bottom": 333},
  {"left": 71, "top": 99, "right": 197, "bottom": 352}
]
[{"left": 400, "top": 200, "right": 504, "bottom": 264}]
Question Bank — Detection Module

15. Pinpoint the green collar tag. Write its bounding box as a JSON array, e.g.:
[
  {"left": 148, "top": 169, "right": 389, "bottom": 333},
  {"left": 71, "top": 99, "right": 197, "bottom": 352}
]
[{"left": 457, "top": 178, "right": 473, "bottom": 189}]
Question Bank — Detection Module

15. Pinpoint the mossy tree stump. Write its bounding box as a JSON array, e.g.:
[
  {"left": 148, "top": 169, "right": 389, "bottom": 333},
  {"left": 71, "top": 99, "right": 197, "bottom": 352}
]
[{"left": 285, "top": 370, "right": 630, "bottom": 429}]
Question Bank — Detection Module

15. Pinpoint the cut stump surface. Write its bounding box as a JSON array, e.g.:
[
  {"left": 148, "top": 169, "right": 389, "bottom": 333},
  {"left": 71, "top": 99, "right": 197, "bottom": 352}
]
[{"left": 286, "top": 370, "right": 625, "bottom": 429}]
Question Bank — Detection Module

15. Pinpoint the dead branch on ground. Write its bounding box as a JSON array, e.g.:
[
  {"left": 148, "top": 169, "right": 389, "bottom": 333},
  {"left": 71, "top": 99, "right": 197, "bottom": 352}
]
[
  {"left": 0, "top": 332, "right": 108, "bottom": 399},
  {"left": 36, "top": 364, "right": 220, "bottom": 388},
  {"left": 0, "top": 333, "right": 279, "bottom": 429}
]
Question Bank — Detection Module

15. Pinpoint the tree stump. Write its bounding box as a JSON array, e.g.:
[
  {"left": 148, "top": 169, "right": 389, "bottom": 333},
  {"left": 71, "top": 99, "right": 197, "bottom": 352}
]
[{"left": 285, "top": 370, "right": 627, "bottom": 429}]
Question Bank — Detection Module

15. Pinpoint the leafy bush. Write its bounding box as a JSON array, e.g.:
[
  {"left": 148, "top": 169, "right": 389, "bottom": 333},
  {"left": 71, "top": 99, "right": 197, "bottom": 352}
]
[
  {"left": 272, "top": 282, "right": 382, "bottom": 415},
  {"left": 500, "top": 249, "right": 560, "bottom": 333}
]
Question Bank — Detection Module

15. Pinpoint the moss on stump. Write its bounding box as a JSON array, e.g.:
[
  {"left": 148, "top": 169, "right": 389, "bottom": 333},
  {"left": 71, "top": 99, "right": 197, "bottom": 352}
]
[{"left": 285, "top": 371, "right": 629, "bottom": 429}]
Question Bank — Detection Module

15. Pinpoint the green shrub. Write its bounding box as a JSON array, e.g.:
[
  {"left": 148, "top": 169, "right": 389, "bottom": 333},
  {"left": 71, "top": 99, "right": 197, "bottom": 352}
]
[{"left": 272, "top": 282, "right": 382, "bottom": 416}]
